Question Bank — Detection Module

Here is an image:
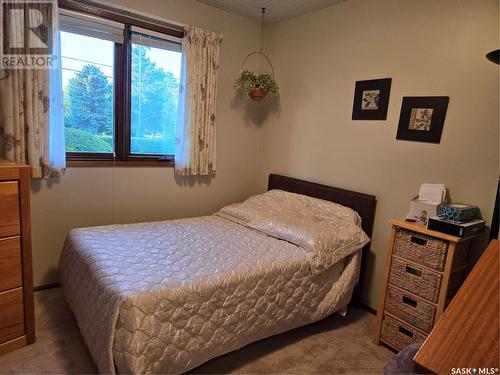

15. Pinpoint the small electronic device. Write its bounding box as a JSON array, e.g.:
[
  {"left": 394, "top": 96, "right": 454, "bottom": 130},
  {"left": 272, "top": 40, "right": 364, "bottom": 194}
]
[{"left": 427, "top": 217, "right": 485, "bottom": 237}]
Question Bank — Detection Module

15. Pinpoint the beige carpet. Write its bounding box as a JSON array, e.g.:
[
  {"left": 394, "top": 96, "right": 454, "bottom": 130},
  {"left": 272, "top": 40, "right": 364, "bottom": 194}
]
[{"left": 0, "top": 288, "right": 393, "bottom": 374}]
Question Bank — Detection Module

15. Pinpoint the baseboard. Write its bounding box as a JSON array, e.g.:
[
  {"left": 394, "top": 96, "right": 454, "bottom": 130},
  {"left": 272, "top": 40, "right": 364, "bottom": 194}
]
[
  {"left": 352, "top": 300, "right": 377, "bottom": 315},
  {"left": 34, "top": 282, "right": 61, "bottom": 291}
]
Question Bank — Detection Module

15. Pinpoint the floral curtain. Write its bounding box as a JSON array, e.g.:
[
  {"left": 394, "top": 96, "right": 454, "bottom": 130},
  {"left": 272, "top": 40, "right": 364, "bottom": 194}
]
[
  {"left": 175, "top": 25, "right": 222, "bottom": 176},
  {"left": 0, "top": 0, "right": 65, "bottom": 178}
]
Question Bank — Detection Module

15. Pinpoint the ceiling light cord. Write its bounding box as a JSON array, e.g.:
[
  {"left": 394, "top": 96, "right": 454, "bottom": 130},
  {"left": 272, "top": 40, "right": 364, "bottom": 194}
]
[{"left": 260, "top": 7, "right": 265, "bottom": 53}]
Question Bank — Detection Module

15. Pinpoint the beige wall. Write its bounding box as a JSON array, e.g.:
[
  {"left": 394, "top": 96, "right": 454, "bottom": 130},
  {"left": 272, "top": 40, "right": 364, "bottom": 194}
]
[
  {"left": 32, "top": 0, "right": 499, "bottom": 311},
  {"left": 260, "top": 0, "right": 499, "bottom": 308},
  {"left": 30, "top": 0, "right": 264, "bottom": 286}
]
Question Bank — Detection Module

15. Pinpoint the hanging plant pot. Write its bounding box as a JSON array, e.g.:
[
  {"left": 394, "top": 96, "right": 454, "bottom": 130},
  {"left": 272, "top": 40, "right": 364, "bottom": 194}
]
[
  {"left": 249, "top": 87, "right": 267, "bottom": 101},
  {"left": 233, "top": 51, "right": 279, "bottom": 101},
  {"left": 234, "top": 9, "right": 278, "bottom": 102}
]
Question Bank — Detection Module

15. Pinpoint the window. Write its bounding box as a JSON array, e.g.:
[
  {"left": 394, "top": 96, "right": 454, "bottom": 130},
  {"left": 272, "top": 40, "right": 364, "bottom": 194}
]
[
  {"left": 59, "top": 7, "right": 182, "bottom": 163},
  {"left": 61, "top": 31, "right": 115, "bottom": 154},
  {"left": 130, "top": 29, "right": 181, "bottom": 156}
]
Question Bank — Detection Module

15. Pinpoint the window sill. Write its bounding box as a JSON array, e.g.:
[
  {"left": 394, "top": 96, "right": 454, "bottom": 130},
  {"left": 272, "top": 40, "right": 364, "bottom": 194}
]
[{"left": 66, "top": 159, "right": 174, "bottom": 168}]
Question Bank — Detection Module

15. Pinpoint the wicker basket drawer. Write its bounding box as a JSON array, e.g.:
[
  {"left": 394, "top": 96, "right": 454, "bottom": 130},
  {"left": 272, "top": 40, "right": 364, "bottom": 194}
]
[
  {"left": 393, "top": 228, "right": 448, "bottom": 271},
  {"left": 381, "top": 314, "right": 427, "bottom": 350},
  {"left": 385, "top": 285, "right": 436, "bottom": 333},
  {"left": 389, "top": 257, "right": 442, "bottom": 303}
]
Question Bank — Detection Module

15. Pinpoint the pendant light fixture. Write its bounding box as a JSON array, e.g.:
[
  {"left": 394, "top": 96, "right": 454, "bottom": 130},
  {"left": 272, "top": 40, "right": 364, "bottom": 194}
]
[{"left": 233, "top": 8, "right": 279, "bottom": 101}]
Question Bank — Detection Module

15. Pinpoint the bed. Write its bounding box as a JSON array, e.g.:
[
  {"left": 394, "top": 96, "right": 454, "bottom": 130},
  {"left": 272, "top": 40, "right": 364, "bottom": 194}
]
[{"left": 59, "top": 174, "right": 376, "bottom": 374}]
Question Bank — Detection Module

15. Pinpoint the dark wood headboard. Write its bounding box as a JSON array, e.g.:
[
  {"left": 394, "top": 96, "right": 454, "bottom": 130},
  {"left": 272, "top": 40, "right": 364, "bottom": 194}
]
[
  {"left": 268, "top": 174, "right": 377, "bottom": 303},
  {"left": 268, "top": 174, "right": 377, "bottom": 238}
]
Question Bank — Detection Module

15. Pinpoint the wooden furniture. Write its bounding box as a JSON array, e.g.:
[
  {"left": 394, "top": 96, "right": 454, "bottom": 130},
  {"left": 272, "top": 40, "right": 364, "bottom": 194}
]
[
  {"left": 373, "top": 219, "right": 481, "bottom": 351},
  {"left": 490, "top": 179, "right": 499, "bottom": 241},
  {"left": 0, "top": 160, "right": 35, "bottom": 355},
  {"left": 268, "top": 174, "right": 377, "bottom": 301},
  {"left": 414, "top": 240, "right": 499, "bottom": 373}
]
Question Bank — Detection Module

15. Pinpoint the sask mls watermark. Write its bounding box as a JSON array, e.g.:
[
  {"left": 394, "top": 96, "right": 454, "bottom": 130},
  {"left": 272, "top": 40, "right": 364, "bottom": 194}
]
[
  {"left": 1, "top": 0, "right": 56, "bottom": 69},
  {"left": 451, "top": 368, "right": 499, "bottom": 375}
]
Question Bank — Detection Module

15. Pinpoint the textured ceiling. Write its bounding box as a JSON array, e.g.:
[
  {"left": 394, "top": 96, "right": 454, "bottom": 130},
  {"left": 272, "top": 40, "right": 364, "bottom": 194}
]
[{"left": 196, "top": 0, "right": 346, "bottom": 24}]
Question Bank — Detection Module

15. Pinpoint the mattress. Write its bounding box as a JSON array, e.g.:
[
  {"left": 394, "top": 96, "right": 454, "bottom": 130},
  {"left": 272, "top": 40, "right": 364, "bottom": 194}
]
[{"left": 59, "top": 190, "right": 369, "bottom": 374}]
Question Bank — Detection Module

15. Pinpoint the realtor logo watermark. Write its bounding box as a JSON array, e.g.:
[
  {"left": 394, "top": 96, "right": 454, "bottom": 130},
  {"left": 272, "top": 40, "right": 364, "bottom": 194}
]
[
  {"left": 1, "top": 0, "right": 56, "bottom": 68},
  {"left": 451, "top": 368, "right": 499, "bottom": 375}
]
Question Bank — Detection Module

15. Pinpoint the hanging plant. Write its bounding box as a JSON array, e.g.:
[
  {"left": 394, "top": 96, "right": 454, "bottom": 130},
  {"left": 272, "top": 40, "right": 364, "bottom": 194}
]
[
  {"left": 233, "top": 70, "right": 279, "bottom": 100},
  {"left": 233, "top": 9, "right": 279, "bottom": 102}
]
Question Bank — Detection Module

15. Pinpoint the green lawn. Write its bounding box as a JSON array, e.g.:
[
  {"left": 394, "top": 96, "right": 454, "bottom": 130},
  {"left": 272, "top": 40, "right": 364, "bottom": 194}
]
[{"left": 65, "top": 127, "right": 175, "bottom": 155}]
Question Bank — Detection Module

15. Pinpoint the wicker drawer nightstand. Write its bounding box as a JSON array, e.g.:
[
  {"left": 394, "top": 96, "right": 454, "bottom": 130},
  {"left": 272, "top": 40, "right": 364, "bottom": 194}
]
[{"left": 373, "top": 219, "right": 481, "bottom": 351}]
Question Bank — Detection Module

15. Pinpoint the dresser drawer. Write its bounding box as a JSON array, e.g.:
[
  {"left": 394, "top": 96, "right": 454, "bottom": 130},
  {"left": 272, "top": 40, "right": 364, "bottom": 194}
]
[
  {"left": 0, "top": 237, "right": 22, "bottom": 293},
  {"left": 381, "top": 314, "right": 427, "bottom": 350},
  {"left": 389, "top": 257, "right": 442, "bottom": 303},
  {"left": 0, "top": 182, "right": 20, "bottom": 238},
  {"left": 385, "top": 285, "right": 436, "bottom": 333},
  {"left": 393, "top": 228, "right": 448, "bottom": 271},
  {"left": 0, "top": 288, "right": 24, "bottom": 344}
]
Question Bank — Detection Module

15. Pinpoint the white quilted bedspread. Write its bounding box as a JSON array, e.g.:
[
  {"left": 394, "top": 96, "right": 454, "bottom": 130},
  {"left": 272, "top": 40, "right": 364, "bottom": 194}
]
[{"left": 59, "top": 191, "right": 368, "bottom": 374}]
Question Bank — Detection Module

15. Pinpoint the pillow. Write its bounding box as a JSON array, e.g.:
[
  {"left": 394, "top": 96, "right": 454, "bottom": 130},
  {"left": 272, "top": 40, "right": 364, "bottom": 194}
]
[
  {"left": 217, "top": 190, "right": 370, "bottom": 269},
  {"left": 219, "top": 189, "right": 361, "bottom": 225}
]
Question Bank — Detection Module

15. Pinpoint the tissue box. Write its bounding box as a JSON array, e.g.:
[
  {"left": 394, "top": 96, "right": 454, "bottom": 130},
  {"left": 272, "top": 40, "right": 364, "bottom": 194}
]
[
  {"left": 407, "top": 198, "right": 442, "bottom": 224},
  {"left": 438, "top": 204, "right": 480, "bottom": 222}
]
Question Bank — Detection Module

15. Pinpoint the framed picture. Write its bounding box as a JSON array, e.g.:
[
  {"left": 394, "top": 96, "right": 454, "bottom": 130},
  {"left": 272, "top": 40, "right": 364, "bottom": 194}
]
[
  {"left": 352, "top": 78, "right": 392, "bottom": 120},
  {"left": 396, "top": 96, "right": 449, "bottom": 144}
]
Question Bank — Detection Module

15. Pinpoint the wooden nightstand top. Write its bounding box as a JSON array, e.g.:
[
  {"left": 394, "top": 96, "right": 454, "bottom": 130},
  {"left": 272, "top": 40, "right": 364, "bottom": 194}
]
[{"left": 389, "top": 219, "right": 481, "bottom": 243}]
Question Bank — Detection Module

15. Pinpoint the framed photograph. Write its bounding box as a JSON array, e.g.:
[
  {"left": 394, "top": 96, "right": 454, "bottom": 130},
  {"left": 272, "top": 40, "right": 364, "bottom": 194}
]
[
  {"left": 352, "top": 78, "right": 392, "bottom": 120},
  {"left": 396, "top": 96, "right": 449, "bottom": 144}
]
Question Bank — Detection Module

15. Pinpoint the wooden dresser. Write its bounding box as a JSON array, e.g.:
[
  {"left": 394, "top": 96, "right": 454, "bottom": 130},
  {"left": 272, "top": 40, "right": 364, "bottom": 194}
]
[
  {"left": 414, "top": 240, "right": 499, "bottom": 373},
  {"left": 0, "top": 160, "right": 35, "bottom": 355},
  {"left": 373, "top": 219, "right": 481, "bottom": 351}
]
